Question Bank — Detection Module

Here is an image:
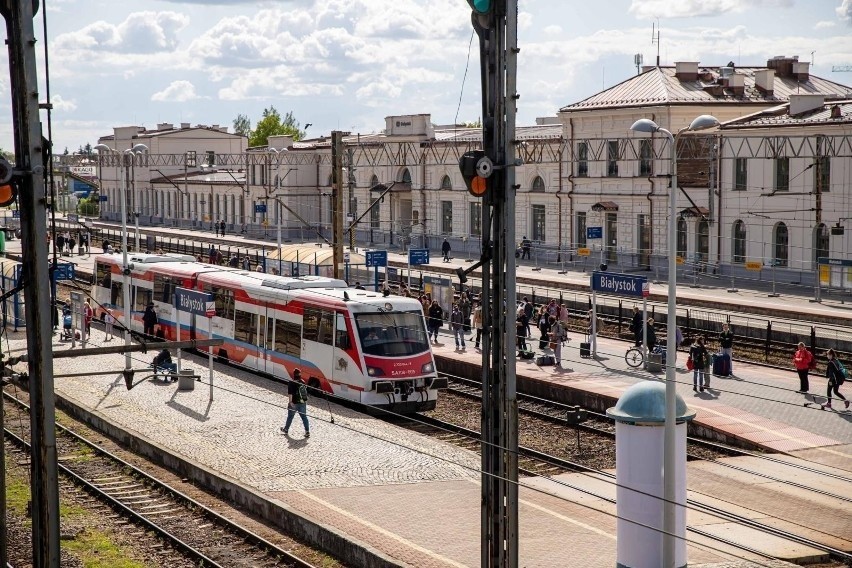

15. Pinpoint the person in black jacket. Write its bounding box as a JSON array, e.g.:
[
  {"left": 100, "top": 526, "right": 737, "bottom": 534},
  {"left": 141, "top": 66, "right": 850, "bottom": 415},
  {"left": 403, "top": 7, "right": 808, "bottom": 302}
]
[
  {"left": 441, "top": 238, "right": 451, "bottom": 262},
  {"left": 824, "top": 349, "right": 849, "bottom": 410},
  {"left": 427, "top": 300, "right": 444, "bottom": 344},
  {"left": 645, "top": 317, "right": 657, "bottom": 349},
  {"left": 630, "top": 306, "right": 643, "bottom": 347},
  {"left": 142, "top": 303, "right": 158, "bottom": 336},
  {"left": 718, "top": 323, "right": 734, "bottom": 376},
  {"left": 689, "top": 337, "right": 709, "bottom": 392}
]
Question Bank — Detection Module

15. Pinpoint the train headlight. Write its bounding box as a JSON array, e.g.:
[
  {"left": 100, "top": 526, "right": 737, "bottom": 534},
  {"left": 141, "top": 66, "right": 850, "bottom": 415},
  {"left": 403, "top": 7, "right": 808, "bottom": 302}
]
[
  {"left": 367, "top": 366, "right": 384, "bottom": 377},
  {"left": 421, "top": 362, "right": 434, "bottom": 374}
]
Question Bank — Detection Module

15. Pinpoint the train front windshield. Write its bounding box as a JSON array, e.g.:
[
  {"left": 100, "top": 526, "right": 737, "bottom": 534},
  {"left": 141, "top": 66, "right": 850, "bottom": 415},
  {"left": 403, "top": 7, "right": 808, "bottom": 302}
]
[{"left": 355, "top": 311, "right": 430, "bottom": 356}]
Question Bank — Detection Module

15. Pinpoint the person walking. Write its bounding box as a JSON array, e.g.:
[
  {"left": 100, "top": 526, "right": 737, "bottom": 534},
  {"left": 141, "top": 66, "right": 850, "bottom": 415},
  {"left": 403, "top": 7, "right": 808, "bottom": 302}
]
[
  {"left": 56, "top": 232, "right": 66, "bottom": 255},
  {"left": 538, "top": 306, "right": 552, "bottom": 351},
  {"left": 427, "top": 300, "right": 444, "bottom": 344},
  {"left": 472, "top": 301, "right": 483, "bottom": 350},
  {"left": 441, "top": 238, "right": 451, "bottom": 262},
  {"left": 450, "top": 304, "right": 466, "bottom": 350},
  {"left": 689, "top": 336, "right": 709, "bottom": 392},
  {"left": 522, "top": 297, "right": 534, "bottom": 338},
  {"left": 792, "top": 342, "right": 814, "bottom": 393},
  {"left": 142, "top": 303, "right": 158, "bottom": 336},
  {"left": 242, "top": 256, "right": 251, "bottom": 271},
  {"left": 219, "top": 219, "right": 226, "bottom": 237},
  {"left": 718, "top": 323, "right": 735, "bottom": 376},
  {"left": 83, "top": 299, "right": 93, "bottom": 334},
  {"left": 824, "top": 349, "right": 849, "bottom": 410},
  {"left": 103, "top": 309, "right": 115, "bottom": 341},
  {"left": 521, "top": 236, "right": 532, "bottom": 259},
  {"left": 459, "top": 293, "right": 471, "bottom": 334},
  {"left": 549, "top": 315, "right": 566, "bottom": 367},
  {"left": 281, "top": 369, "right": 310, "bottom": 437},
  {"left": 208, "top": 244, "right": 217, "bottom": 264},
  {"left": 630, "top": 306, "right": 643, "bottom": 347}
]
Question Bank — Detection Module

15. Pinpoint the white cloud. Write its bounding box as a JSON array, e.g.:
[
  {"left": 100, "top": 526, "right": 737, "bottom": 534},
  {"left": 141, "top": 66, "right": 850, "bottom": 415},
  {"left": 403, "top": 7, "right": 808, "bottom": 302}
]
[
  {"left": 53, "top": 11, "right": 189, "bottom": 54},
  {"left": 151, "top": 80, "right": 201, "bottom": 102},
  {"left": 543, "top": 25, "right": 563, "bottom": 35},
  {"left": 814, "top": 20, "right": 837, "bottom": 29},
  {"left": 50, "top": 94, "right": 77, "bottom": 112},
  {"left": 839, "top": 0, "right": 852, "bottom": 24},
  {"left": 629, "top": 0, "right": 792, "bottom": 19}
]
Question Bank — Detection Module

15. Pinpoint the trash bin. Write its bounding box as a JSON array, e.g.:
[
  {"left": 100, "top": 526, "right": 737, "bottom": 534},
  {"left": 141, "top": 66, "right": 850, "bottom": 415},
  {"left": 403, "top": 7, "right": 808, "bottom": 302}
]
[
  {"left": 177, "top": 369, "right": 196, "bottom": 391},
  {"left": 646, "top": 353, "right": 663, "bottom": 373}
]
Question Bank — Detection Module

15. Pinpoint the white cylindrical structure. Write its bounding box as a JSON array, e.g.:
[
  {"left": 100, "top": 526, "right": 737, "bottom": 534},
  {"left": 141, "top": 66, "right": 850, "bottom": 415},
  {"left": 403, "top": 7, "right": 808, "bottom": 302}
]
[{"left": 607, "top": 381, "right": 695, "bottom": 568}]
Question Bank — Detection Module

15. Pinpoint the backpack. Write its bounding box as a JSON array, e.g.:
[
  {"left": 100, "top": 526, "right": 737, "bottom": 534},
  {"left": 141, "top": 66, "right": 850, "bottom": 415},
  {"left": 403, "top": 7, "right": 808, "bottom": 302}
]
[
  {"left": 836, "top": 360, "right": 848, "bottom": 384},
  {"left": 297, "top": 383, "right": 309, "bottom": 402}
]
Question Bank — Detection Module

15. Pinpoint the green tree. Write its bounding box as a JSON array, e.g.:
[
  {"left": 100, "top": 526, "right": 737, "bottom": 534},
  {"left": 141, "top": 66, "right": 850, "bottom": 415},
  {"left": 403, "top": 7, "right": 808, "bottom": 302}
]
[
  {"left": 463, "top": 118, "right": 482, "bottom": 128},
  {"left": 233, "top": 113, "right": 251, "bottom": 137},
  {"left": 248, "top": 106, "right": 305, "bottom": 147}
]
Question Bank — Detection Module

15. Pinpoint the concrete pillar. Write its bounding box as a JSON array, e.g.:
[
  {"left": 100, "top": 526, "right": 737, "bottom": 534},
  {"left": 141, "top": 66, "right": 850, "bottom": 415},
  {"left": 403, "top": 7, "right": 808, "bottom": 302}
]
[{"left": 607, "top": 382, "right": 696, "bottom": 568}]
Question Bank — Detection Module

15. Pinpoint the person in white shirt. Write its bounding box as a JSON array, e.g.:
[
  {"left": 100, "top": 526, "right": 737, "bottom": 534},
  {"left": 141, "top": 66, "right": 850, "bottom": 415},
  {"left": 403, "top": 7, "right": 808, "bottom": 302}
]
[{"left": 104, "top": 310, "right": 115, "bottom": 341}]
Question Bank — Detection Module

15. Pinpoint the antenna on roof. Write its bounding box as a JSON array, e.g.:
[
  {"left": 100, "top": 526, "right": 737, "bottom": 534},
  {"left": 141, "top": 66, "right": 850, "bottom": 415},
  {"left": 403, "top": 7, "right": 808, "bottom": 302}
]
[
  {"left": 634, "top": 53, "right": 644, "bottom": 75},
  {"left": 652, "top": 19, "right": 661, "bottom": 66}
]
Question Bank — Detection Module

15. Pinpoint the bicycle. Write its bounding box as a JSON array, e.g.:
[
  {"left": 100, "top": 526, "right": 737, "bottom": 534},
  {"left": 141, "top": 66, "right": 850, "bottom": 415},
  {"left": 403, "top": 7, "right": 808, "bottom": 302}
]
[{"left": 625, "top": 344, "right": 667, "bottom": 368}]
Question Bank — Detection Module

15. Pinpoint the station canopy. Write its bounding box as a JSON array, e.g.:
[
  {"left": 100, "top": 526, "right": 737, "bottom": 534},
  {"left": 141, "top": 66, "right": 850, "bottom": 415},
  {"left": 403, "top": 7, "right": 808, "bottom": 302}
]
[{"left": 267, "top": 244, "right": 366, "bottom": 278}]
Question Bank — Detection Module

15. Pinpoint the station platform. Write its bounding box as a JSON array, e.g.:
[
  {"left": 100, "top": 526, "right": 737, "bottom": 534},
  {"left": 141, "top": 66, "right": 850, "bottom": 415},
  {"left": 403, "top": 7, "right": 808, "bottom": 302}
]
[{"left": 5, "top": 321, "right": 850, "bottom": 567}]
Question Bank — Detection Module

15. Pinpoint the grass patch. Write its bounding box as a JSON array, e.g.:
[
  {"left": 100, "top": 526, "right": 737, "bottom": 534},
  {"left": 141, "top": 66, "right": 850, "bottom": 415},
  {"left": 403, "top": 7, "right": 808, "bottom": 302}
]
[
  {"left": 6, "top": 476, "right": 30, "bottom": 517},
  {"left": 61, "top": 529, "right": 147, "bottom": 568}
]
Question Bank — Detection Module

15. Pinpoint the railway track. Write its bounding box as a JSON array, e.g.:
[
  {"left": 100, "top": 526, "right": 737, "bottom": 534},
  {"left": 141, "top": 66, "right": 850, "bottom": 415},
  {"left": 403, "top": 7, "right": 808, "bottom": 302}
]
[{"left": 2, "top": 389, "right": 318, "bottom": 568}]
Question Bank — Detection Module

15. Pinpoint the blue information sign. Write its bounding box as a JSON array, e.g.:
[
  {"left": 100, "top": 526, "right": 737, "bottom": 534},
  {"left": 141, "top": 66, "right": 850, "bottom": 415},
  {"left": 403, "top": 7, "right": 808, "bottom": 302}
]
[
  {"left": 587, "top": 226, "right": 603, "bottom": 239},
  {"left": 11, "top": 210, "right": 20, "bottom": 218},
  {"left": 408, "top": 248, "right": 430, "bottom": 265},
  {"left": 590, "top": 271, "right": 648, "bottom": 298},
  {"left": 366, "top": 250, "right": 388, "bottom": 267},
  {"left": 818, "top": 257, "right": 852, "bottom": 267},
  {"left": 254, "top": 203, "right": 267, "bottom": 214},
  {"left": 99, "top": 195, "right": 108, "bottom": 202},
  {"left": 174, "top": 287, "right": 215, "bottom": 317},
  {"left": 53, "top": 262, "right": 75, "bottom": 281}
]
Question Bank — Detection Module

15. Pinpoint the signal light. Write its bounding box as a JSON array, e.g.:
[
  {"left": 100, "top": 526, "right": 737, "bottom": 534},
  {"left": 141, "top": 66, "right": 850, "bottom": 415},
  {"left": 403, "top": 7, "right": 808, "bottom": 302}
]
[
  {"left": 459, "top": 150, "right": 494, "bottom": 198},
  {"left": 467, "top": 0, "right": 492, "bottom": 13},
  {"left": 0, "top": 184, "right": 16, "bottom": 207}
]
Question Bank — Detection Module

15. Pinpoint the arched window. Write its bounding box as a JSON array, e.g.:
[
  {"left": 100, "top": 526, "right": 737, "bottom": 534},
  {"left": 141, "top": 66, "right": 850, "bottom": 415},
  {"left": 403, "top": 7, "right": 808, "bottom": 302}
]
[
  {"left": 676, "top": 218, "right": 687, "bottom": 258},
  {"left": 773, "top": 222, "right": 789, "bottom": 267},
  {"left": 814, "top": 223, "right": 829, "bottom": 265},
  {"left": 401, "top": 168, "right": 412, "bottom": 184},
  {"left": 696, "top": 220, "right": 709, "bottom": 263},
  {"left": 732, "top": 220, "right": 746, "bottom": 263},
  {"left": 370, "top": 174, "right": 379, "bottom": 188},
  {"left": 530, "top": 176, "right": 545, "bottom": 193},
  {"left": 440, "top": 175, "right": 452, "bottom": 191},
  {"left": 327, "top": 173, "right": 334, "bottom": 187}
]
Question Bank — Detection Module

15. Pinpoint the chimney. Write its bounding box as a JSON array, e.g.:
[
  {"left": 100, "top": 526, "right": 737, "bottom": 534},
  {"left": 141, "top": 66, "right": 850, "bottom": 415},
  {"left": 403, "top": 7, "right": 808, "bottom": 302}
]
[
  {"left": 767, "top": 55, "right": 797, "bottom": 77},
  {"left": 674, "top": 61, "right": 699, "bottom": 81},
  {"left": 792, "top": 60, "right": 810, "bottom": 82},
  {"left": 211, "top": 124, "right": 219, "bottom": 130},
  {"left": 728, "top": 73, "right": 745, "bottom": 96},
  {"left": 157, "top": 122, "right": 174, "bottom": 131},
  {"left": 180, "top": 122, "right": 191, "bottom": 129},
  {"left": 789, "top": 94, "right": 824, "bottom": 116},
  {"left": 755, "top": 69, "right": 775, "bottom": 95}
]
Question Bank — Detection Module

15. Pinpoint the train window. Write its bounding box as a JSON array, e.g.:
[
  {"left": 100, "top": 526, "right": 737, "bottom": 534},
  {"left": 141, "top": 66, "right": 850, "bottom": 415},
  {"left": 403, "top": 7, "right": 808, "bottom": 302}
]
[
  {"left": 317, "top": 311, "right": 334, "bottom": 346},
  {"left": 215, "top": 289, "right": 234, "bottom": 320},
  {"left": 335, "top": 313, "right": 350, "bottom": 350},
  {"left": 134, "top": 287, "right": 152, "bottom": 312},
  {"left": 234, "top": 309, "right": 256, "bottom": 344},
  {"left": 110, "top": 281, "right": 123, "bottom": 308},
  {"left": 303, "top": 308, "right": 320, "bottom": 342},
  {"left": 274, "top": 319, "right": 301, "bottom": 357},
  {"left": 354, "top": 311, "right": 430, "bottom": 356},
  {"left": 153, "top": 274, "right": 174, "bottom": 304},
  {"left": 96, "top": 262, "right": 112, "bottom": 289},
  {"left": 303, "top": 307, "right": 333, "bottom": 346}
]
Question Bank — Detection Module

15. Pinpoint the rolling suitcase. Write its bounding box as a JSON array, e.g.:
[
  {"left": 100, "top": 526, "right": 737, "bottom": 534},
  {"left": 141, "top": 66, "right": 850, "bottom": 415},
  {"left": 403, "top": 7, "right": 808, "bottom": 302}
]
[
  {"left": 580, "top": 335, "right": 591, "bottom": 358},
  {"left": 536, "top": 354, "right": 554, "bottom": 366},
  {"left": 712, "top": 353, "right": 731, "bottom": 376}
]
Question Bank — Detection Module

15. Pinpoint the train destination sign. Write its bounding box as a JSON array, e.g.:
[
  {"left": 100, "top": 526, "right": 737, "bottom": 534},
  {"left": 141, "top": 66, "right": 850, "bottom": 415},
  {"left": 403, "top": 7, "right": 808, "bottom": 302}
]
[{"left": 590, "top": 271, "right": 648, "bottom": 298}]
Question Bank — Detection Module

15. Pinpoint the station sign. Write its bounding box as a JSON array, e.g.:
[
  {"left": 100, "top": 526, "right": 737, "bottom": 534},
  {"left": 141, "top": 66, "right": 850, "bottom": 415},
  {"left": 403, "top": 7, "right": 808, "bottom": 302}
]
[
  {"left": 586, "top": 227, "right": 603, "bottom": 239},
  {"left": 53, "top": 262, "right": 75, "bottom": 281},
  {"left": 254, "top": 203, "right": 267, "bottom": 214},
  {"left": 745, "top": 261, "right": 763, "bottom": 271},
  {"left": 174, "top": 287, "right": 215, "bottom": 317},
  {"left": 577, "top": 248, "right": 591, "bottom": 257},
  {"left": 99, "top": 195, "right": 108, "bottom": 202},
  {"left": 590, "top": 271, "right": 648, "bottom": 298},
  {"left": 366, "top": 250, "right": 388, "bottom": 267},
  {"left": 408, "top": 248, "right": 430, "bottom": 265}
]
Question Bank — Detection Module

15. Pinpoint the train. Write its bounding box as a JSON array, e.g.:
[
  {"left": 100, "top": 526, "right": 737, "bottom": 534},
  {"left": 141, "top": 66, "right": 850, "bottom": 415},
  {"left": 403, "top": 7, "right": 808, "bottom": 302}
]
[{"left": 91, "top": 253, "right": 444, "bottom": 412}]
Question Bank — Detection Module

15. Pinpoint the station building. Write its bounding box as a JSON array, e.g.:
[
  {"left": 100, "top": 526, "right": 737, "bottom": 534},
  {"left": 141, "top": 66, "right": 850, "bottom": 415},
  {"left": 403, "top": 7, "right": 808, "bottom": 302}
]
[{"left": 88, "top": 56, "right": 852, "bottom": 283}]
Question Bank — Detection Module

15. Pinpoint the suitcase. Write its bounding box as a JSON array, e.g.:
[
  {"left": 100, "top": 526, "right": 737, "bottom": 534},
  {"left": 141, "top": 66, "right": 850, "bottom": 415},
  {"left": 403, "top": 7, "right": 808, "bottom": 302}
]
[
  {"left": 518, "top": 350, "right": 535, "bottom": 360},
  {"left": 536, "top": 354, "right": 554, "bottom": 366},
  {"left": 580, "top": 342, "right": 591, "bottom": 358},
  {"left": 712, "top": 353, "right": 731, "bottom": 376}
]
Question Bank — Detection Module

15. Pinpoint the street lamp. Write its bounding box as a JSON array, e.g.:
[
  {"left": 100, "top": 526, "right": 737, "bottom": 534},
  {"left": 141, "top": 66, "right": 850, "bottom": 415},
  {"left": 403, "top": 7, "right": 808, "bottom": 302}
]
[
  {"left": 129, "top": 145, "right": 148, "bottom": 251},
  {"left": 268, "top": 147, "right": 289, "bottom": 275},
  {"left": 94, "top": 143, "right": 149, "bottom": 371},
  {"left": 629, "top": 113, "right": 718, "bottom": 568}
]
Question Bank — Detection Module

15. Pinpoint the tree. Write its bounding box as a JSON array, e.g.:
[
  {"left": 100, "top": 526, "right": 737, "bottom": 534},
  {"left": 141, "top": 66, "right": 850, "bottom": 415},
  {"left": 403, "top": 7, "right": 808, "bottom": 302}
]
[
  {"left": 247, "top": 106, "right": 305, "bottom": 147},
  {"left": 463, "top": 118, "right": 482, "bottom": 128},
  {"left": 233, "top": 114, "right": 251, "bottom": 138}
]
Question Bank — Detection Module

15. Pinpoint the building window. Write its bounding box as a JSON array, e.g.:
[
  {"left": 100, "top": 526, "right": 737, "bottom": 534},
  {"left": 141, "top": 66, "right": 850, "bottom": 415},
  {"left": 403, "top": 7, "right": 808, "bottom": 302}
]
[
  {"left": 441, "top": 200, "right": 453, "bottom": 234},
  {"left": 773, "top": 222, "right": 788, "bottom": 267},
  {"left": 734, "top": 158, "right": 747, "bottom": 191},
  {"left": 732, "top": 220, "right": 746, "bottom": 263},
  {"left": 530, "top": 176, "right": 545, "bottom": 193},
  {"left": 440, "top": 175, "right": 452, "bottom": 191},
  {"left": 676, "top": 218, "right": 687, "bottom": 258},
  {"left": 577, "top": 142, "right": 588, "bottom": 177},
  {"left": 696, "top": 220, "right": 709, "bottom": 263},
  {"left": 531, "top": 204, "right": 546, "bottom": 242},
  {"left": 639, "top": 139, "right": 652, "bottom": 176},
  {"left": 370, "top": 198, "right": 380, "bottom": 229},
  {"left": 814, "top": 223, "right": 829, "bottom": 264},
  {"left": 637, "top": 214, "right": 650, "bottom": 269},
  {"left": 815, "top": 156, "right": 830, "bottom": 193},
  {"left": 607, "top": 140, "right": 619, "bottom": 177},
  {"left": 185, "top": 151, "right": 197, "bottom": 168},
  {"left": 401, "top": 168, "right": 412, "bottom": 184},
  {"left": 469, "top": 202, "right": 482, "bottom": 237},
  {"left": 774, "top": 157, "right": 789, "bottom": 192},
  {"left": 205, "top": 151, "right": 215, "bottom": 166},
  {"left": 576, "top": 212, "right": 586, "bottom": 248}
]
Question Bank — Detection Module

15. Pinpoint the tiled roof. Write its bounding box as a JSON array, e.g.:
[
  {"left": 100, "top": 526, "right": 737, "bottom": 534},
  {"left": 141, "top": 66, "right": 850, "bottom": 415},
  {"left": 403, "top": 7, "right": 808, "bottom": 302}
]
[
  {"left": 560, "top": 66, "right": 852, "bottom": 111},
  {"left": 721, "top": 100, "right": 852, "bottom": 129}
]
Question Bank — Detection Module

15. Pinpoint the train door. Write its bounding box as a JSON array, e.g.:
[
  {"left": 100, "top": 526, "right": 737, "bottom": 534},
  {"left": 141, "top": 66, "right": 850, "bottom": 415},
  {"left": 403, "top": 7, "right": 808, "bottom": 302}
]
[
  {"left": 302, "top": 307, "right": 335, "bottom": 385},
  {"left": 257, "top": 313, "right": 274, "bottom": 374}
]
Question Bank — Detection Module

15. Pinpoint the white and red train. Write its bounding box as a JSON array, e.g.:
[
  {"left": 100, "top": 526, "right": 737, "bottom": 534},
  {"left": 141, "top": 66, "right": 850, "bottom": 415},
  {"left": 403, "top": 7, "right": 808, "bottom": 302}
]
[{"left": 91, "top": 253, "right": 443, "bottom": 411}]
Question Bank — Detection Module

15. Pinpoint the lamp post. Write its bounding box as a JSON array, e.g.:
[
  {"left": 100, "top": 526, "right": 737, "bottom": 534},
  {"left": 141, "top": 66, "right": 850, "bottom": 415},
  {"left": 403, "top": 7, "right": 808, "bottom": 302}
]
[
  {"left": 129, "top": 145, "right": 148, "bottom": 251},
  {"left": 95, "top": 143, "right": 148, "bottom": 371},
  {"left": 268, "top": 147, "right": 289, "bottom": 275},
  {"left": 629, "top": 114, "right": 718, "bottom": 568}
]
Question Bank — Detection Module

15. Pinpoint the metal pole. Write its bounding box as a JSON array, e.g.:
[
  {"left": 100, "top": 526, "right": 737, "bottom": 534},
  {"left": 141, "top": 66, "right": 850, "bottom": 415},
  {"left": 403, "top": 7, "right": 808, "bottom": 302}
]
[
  {"left": 121, "top": 154, "right": 132, "bottom": 370},
  {"left": 348, "top": 147, "right": 356, "bottom": 251},
  {"left": 664, "top": 127, "right": 679, "bottom": 568},
  {"left": 331, "top": 132, "right": 344, "bottom": 280},
  {"left": 133, "top": 156, "right": 140, "bottom": 251}
]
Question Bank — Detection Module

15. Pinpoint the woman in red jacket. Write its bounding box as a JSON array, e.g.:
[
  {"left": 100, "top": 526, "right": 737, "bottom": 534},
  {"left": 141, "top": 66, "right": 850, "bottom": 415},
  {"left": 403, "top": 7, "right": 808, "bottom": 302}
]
[{"left": 792, "top": 342, "right": 814, "bottom": 393}]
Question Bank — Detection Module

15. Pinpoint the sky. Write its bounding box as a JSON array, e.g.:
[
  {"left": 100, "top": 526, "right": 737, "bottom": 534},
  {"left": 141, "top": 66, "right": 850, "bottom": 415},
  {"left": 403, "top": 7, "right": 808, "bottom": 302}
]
[{"left": 4, "top": 0, "right": 852, "bottom": 153}]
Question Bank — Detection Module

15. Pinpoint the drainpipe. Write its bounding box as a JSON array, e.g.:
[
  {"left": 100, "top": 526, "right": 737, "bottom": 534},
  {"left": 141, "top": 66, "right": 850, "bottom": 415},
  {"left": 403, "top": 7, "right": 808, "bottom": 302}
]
[
  {"left": 715, "top": 132, "right": 723, "bottom": 267},
  {"left": 420, "top": 148, "right": 427, "bottom": 249},
  {"left": 645, "top": 113, "right": 657, "bottom": 270},
  {"left": 566, "top": 119, "right": 576, "bottom": 260},
  {"left": 556, "top": 138, "right": 563, "bottom": 262}
]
